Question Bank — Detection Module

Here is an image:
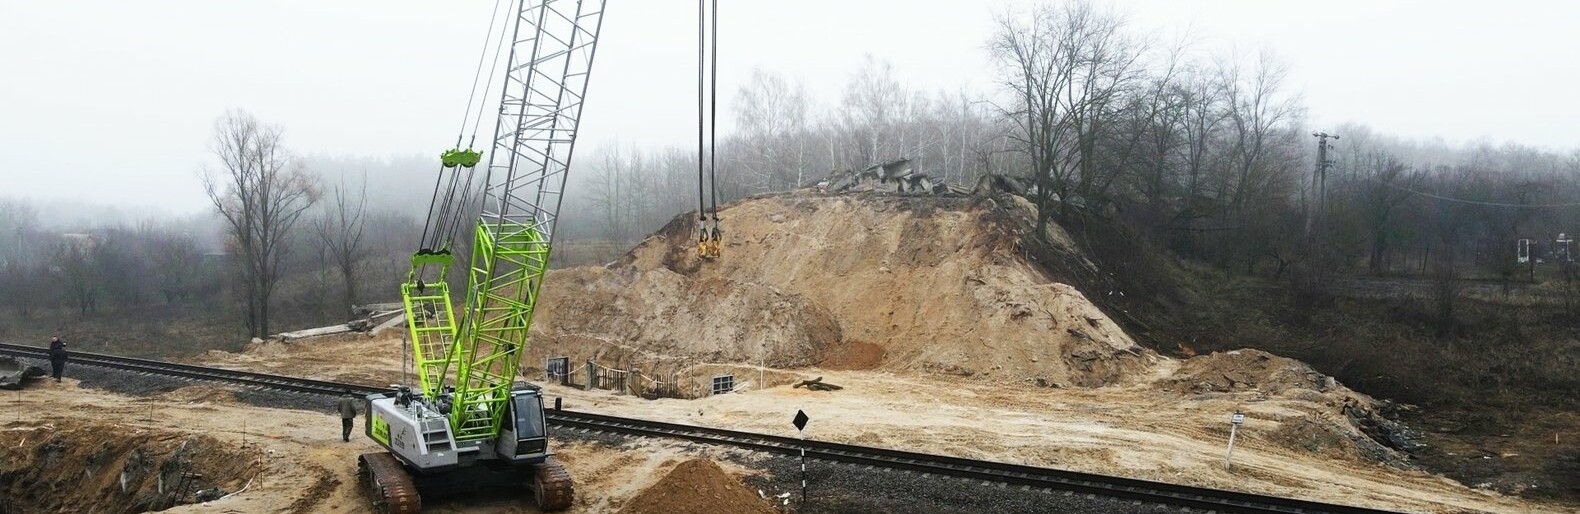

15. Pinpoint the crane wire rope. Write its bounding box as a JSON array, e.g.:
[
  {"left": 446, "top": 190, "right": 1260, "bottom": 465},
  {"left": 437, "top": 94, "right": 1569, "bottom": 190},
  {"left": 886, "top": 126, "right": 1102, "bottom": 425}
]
[
  {"left": 420, "top": 0, "right": 508, "bottom": 253},
  {"left": 696, "top": 0, "right": 707, "bottom": 231},
  {"left": 708, "top": 0, "right": 720, "bottom": 238},
  {"left": 444, "top": 0, "right": 516, "bottom": 249},
  {"left": 457, "top": 0, "right": 507, "bottom": 147}
]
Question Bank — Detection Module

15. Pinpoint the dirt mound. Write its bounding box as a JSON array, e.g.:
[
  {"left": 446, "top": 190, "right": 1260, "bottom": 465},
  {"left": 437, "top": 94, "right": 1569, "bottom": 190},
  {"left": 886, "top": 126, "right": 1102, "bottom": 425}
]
[
  {"left": 1160, "top": 349, "right": 1330, "bottom": 395},
  {"left": 533, "top": 194, "right": 1154, "bottom": 387},
  {"left": 0, "top": 421, "right": 253, "bottom": 513},
  {"left": 616, "top": 458, "right": 776, "bottom": 514}
]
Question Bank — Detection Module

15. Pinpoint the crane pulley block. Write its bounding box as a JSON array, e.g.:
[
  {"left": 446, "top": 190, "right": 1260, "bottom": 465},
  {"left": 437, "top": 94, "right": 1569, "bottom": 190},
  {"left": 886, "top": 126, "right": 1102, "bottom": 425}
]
[
  {"left": 440, "top": 148, "right": 483, "bottom": 168},
  {"left": 410, "top": 251, "right": 454, "bottom": 269}
]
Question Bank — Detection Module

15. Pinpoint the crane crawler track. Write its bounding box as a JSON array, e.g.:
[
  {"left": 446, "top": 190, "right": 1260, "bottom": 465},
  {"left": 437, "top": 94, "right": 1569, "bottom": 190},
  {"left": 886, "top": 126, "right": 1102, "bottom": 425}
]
[
  {"left": 531, "top": 457, "right": 574, "bottom": 511},
  {"left": 0, "top": 343, "right": 1403, "bottom": 514},
  {"left": 358, "top": 452, "right": 422, "bottom": 514}
]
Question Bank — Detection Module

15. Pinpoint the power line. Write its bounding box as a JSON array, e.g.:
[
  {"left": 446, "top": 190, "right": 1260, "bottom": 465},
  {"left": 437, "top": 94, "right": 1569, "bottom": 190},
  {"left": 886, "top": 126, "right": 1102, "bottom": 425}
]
[{"left": 1366, "top": 176, "right": 1580, "bottom": 208}]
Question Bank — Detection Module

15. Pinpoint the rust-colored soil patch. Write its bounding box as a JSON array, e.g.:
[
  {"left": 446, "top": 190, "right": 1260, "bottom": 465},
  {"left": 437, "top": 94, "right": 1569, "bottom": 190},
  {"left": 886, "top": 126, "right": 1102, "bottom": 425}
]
[{"left": 616, "top": 458, "right": 777, "bottom": 514}]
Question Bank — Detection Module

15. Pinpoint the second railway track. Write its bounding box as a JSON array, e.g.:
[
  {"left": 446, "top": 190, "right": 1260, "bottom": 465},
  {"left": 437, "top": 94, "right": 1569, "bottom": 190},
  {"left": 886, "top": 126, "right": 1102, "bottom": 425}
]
[{"left": 0, "top": 342, "right": 1403, "bottom": 514}]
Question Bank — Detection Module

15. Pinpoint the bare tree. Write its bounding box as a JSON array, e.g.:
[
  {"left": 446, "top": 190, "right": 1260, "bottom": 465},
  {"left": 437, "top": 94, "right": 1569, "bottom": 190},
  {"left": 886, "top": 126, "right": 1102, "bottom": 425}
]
[
  {"left": 1217, "top": 51, "right": 1301, "bottom": 218},
  {"left": 314, "top": 176, "right": 369, "bottom": 313},
  {"left": 841, "top": 56, "right": 907, "bottom": 167},
  {"left": 51, "top": 239, "right": 99, "bottom": 316},
  {"left": 585, "top": 145, "right": 633, "bottom": 242},
  {"left": 0, "top": 200, "right": 43, "bottom": 317},
  {"left": 992, "top": 1, "right": 1143, "bottom": 228},
  {"left": 149, "top": 233, "right": 203, "bottom": 303},
  {"left": 1355, "top": 155, "right": 1422, "bottom": 274},
  {"left": 735, "top": 68, "right": 812, "bottom": 190},
  {"left": 201, "top": 110, "right": 320, "bottom": 338},
  {"left": 991, "top": 3, "right": 1068, "bottom": 235}
]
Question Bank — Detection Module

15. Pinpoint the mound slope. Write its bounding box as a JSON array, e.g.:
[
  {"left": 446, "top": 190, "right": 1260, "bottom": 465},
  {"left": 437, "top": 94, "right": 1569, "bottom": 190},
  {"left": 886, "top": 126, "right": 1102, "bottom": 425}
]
[
  {"left": 615, "top": 458, "right": 776, "bottom": 514},
  {"left": 532, "top": 193, "right": 1155, "bottom": 387}
]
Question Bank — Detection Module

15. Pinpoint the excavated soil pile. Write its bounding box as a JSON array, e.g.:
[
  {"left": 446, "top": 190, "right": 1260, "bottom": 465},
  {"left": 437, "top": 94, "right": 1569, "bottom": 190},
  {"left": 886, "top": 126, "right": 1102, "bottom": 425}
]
[
  {"left": 533, "top": 193, "right": 1154, "bottom": 387},
  {"left": 1159, "top": 349, "right": 1424, "bottom": 466},
  {"left": 1159, "top": 349, "right": 1330, "bottom": 395},
  {"left": 0, "top": 421, "right": 253, "bottom": 514},
  {"left": 615, "top": 458, "right": 777, "bottom": 514}
]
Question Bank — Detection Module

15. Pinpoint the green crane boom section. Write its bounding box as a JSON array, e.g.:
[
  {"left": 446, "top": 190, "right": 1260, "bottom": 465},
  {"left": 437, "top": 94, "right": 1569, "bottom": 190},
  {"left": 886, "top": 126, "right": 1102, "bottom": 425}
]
[{"left": 400, "top": 0, "right": 607, "bottom": 443}]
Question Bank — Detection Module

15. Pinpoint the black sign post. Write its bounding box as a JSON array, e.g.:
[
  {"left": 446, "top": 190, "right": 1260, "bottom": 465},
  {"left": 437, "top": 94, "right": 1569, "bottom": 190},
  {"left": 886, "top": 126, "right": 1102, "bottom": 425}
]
[{"left": 793, "top": 409, "right": 810, "bottom": 504}]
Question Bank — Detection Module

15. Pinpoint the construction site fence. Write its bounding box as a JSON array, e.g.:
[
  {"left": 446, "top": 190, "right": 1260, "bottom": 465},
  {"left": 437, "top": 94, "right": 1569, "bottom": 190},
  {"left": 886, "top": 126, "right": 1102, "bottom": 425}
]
[{"left": 541, "top": 357, "right": 695, "bottom": 400}]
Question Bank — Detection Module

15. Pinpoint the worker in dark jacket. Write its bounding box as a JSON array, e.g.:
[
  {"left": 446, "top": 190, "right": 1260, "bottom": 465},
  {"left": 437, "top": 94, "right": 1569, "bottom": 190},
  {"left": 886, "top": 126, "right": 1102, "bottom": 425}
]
[
  {"left": 47, "top": 336, "right": 68, "bottom": 383},
  {"left": 337, "top": 390, "right": 359, "bottom": 442}
]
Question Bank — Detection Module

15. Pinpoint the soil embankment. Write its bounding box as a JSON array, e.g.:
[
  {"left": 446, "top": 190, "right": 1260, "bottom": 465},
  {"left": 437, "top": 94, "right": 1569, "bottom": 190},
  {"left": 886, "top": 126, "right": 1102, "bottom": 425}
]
[
  {"left": 533, "top": 193, "right": 1154, "bottom": 387},
  {"left": 0, "top": 421, "right": 252, "bottom": 514}
]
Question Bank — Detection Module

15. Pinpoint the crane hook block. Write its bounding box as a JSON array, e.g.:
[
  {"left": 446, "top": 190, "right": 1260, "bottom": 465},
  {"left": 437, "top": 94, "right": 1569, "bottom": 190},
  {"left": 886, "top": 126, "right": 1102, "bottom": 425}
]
[{"left": 441, "top": 148, "right": 483, "bottom": 168}]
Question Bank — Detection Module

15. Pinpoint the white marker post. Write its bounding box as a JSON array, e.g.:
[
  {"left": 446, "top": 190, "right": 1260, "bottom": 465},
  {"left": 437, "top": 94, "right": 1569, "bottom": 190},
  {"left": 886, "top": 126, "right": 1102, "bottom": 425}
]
[
  {"left": 793, "top": 409, "right": 810, "bottom": 504},
  {"left": 1226, "top": 411, "right": 1245, "bottom": 470}
]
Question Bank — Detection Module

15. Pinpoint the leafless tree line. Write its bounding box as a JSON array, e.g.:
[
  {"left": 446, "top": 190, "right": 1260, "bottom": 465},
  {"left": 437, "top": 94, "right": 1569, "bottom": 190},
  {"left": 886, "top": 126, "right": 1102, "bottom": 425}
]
[
  {"left": 560, "top": 1, "right": 1580, "bottom": 321},
  {"left": 0, "top": 111, "right": 423, "bottom": 338},
  {"left": 7, "top": 1, "right": 1580, "bottom": 338}
]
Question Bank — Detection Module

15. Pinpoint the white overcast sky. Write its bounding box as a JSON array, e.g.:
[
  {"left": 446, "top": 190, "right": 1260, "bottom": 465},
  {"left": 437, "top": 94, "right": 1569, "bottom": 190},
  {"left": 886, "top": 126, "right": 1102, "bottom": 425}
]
[{"left": 1, "top": 0, "right": 1577, "bottom": 215}]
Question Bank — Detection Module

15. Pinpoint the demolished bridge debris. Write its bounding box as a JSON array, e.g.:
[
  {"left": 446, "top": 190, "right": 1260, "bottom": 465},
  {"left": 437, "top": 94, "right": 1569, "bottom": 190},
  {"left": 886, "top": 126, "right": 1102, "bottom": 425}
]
[{"left": 0, "top": 356, "right": 46, "bottom": 390}]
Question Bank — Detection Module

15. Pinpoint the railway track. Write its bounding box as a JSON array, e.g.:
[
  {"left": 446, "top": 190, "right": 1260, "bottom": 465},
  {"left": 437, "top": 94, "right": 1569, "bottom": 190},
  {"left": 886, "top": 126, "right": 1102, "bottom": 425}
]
[{"left": 0, "top": 343, "right": 1401, "bottom": 514}]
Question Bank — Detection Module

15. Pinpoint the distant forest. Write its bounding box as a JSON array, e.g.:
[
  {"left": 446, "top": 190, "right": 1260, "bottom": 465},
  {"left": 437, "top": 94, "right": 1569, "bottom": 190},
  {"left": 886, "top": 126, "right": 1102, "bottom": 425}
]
[{"left": 2, "top": 0, "right": 1578, "bottom": 340}]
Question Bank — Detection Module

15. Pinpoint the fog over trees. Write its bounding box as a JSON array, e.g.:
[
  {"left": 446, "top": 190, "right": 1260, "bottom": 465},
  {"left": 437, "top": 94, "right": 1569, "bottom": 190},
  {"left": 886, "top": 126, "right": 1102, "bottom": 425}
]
[{"left": 1, "top": 0, "right": 1577, "bottom": 337}]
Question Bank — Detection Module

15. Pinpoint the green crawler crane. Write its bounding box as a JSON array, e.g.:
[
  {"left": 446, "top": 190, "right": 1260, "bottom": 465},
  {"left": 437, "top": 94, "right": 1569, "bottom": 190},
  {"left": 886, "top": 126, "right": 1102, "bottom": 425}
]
[{"left": 357, "top": 1, "right": 608, "bottom": 512}]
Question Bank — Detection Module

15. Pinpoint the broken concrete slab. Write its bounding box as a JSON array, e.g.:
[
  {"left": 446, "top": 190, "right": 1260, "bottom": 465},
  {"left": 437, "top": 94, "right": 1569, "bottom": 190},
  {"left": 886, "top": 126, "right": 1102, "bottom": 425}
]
[
  {"left": 274, "top": 324, "right": 356, "bottom": 341},
  {"left": 0, "top": 356, "right": 46, "bottom": 390},
  {"left": 369, "top": 314, "right": 407, "bottom": 336}
]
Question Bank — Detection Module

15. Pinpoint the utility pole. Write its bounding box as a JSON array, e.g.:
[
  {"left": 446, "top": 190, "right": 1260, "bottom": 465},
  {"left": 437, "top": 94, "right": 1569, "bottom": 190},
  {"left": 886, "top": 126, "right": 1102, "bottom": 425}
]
[{"left": 1308, "top": 132, "right": 1340, "bottom": 237}]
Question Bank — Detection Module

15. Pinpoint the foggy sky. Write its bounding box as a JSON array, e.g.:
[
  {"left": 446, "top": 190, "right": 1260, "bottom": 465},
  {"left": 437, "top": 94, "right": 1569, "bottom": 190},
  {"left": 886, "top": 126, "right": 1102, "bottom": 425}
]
[{"left": 2, "top": 0, "right": 1577, "bottom": 215}]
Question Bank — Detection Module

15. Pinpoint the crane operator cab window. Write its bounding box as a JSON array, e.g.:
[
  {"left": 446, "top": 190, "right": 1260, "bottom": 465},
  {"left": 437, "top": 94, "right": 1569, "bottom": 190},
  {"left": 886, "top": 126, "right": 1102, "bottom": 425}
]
[{"left": 510, "top": 392, "right": 548, "bottom": 457}]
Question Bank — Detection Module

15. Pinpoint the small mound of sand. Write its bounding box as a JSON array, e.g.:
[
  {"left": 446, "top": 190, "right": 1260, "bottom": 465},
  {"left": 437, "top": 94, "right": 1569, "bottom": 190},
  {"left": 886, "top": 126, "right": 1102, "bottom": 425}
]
[
  {"left": 616, "top": 459, "right": 776, "bottom": 514},
  {"left": 1160, "top": 349, "right": 1329, "bottom": 395}
]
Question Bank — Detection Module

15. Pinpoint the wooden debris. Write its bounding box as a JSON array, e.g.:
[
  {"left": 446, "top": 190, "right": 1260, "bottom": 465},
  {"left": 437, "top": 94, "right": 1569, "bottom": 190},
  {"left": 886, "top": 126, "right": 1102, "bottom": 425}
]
[{"left": 792, "top": 376, "right": 843, "bottom": 391}]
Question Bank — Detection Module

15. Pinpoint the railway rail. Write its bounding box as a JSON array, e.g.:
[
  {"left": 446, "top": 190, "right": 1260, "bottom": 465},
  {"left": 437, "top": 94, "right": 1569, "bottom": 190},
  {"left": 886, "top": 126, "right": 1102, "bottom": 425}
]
[{"left": 0, "top": 342, "right": 1402, "bottom": 514}]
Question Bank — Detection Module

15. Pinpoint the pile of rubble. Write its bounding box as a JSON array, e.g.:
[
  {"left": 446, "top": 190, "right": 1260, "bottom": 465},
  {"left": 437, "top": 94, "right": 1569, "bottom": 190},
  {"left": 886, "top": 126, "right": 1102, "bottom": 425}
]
[
  {"left": 0, "top": 356, "right": 45, "bottom": 390},
  {"left": 816, "top": 159, "right": 957, "bottom": 195},
  {"left": 814, "top": 158, "right": 1042, "bottom": 203},
  {"left": 271, "top": 302, "right": 404, "bottom": 342}
]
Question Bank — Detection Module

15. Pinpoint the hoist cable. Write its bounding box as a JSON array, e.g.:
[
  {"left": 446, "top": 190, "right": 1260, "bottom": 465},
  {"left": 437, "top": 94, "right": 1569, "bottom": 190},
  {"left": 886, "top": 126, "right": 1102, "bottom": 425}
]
[
  {"left": 470, "top": 0, "right": 513, "bottom": 144},
  {"left": 696, "top": 0, "right": 706, "bottom": 221},
  {"left": 418, "top": 166, "right": 446, "bottom": 252},
  {"left": 457, "top": 0, "right": 506, "bottom": 147},
  {"left": 422, "top": 0, "right": 507, "bottom": 256},
  {"left": 708, "top": 0, "right": 719, "bottom": 218}
]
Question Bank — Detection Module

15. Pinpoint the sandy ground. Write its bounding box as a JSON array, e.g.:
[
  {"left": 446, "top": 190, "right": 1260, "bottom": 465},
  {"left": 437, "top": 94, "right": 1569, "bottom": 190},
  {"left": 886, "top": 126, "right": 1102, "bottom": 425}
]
[
  {"left": 194, "top": 337, "right": 1570, "bottom": 514},
  {"left": 5, "top": 378, "right": 766, "bottom": 514}
]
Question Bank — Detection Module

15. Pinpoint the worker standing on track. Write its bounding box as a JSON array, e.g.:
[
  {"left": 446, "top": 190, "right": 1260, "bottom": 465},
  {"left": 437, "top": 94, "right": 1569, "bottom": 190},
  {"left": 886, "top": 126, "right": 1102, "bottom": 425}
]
[
  {"left": 337, "top": 390, "right": 359, "bottom": 442},
  {"left": 47, "top": 336, "right": 68, "bottom": 383}
]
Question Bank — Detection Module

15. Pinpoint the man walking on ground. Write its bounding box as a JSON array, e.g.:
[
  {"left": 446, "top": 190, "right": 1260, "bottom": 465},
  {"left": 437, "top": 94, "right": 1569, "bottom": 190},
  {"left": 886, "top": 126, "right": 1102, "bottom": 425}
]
[
  {"left": 337, "top": 390, "right": 359, "bottom": 442},
  {"left": 47, "top": 336, "right": 68, "bottom": 383}
]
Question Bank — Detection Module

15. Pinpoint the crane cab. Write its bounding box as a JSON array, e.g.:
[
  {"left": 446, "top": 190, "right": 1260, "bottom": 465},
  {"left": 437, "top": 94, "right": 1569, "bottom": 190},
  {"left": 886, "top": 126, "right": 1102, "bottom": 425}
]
[{"left": 496, "top": 384, "right": 550, "bottom": 463}]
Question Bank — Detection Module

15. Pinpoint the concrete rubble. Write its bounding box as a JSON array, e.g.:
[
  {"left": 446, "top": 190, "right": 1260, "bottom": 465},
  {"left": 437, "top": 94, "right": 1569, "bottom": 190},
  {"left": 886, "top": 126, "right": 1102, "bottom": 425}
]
[
  {"left": 816, "top": 159, "right": 958, "bottom": 195},
  {"left": 272, "top": 301, "right": 405, "bottom": 342},
  {"left": 0, "top": 355, "right": 46, "bottom": 390}
]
